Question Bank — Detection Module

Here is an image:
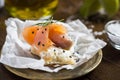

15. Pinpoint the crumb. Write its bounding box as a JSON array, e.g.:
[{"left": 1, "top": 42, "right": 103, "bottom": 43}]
[
  {"left": 90, "top": 25, "right": 95, "bottom": 28},
  {"left": 93, "top": 30, "right": 105, "bottom": 36}
]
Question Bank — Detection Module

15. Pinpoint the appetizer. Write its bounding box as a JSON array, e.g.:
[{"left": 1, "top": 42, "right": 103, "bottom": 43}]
[{"left": 22, "top": 20, "right": 79, "bottom": 65}]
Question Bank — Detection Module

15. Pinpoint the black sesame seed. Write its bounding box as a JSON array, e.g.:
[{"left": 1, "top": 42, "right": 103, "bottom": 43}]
[
  {"left": 54, "top": 49, "right": 56, "bottom": 52},
  {"left": 45, "top": 28, "right": 47, "bottom": 31},
  {"left": 63, "top": 50, "right": 65, "bottom": 53},
  {"left": 42, "top": 31, "right": 44, "bottom": 34},
  {"left": 42, "top": 44, "right": 45, "bottom": 46},
  {"left": 62, "top": 36, "right": 65, "bottom": 38},
  {"left": 32, "top": 31, "right": 34, "bottom": 34},
  {"left": 76, "top": 59, "right": 80, "bottom": 62},
  {"left": 76, "top": 51, "right": 79, "bottom": 54},
  {"left": 38, "top": 41, "right": 41, "bottom": 45},
  {"left": 69, "top": 56, "right": 72, "bottom": 58}
]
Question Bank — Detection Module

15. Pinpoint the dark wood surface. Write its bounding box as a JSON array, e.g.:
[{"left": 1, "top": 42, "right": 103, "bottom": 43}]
[{"left": 0, "top": 0, "right": 120, "bottom": 80}]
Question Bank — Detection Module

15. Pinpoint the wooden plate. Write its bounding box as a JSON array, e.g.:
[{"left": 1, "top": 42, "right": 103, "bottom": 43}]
[{"left": 4, "top": 50, "right": 102, "bottom": 80}]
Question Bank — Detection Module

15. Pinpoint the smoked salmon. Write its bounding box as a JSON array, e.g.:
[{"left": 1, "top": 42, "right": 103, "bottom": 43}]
[
  {"left": 32, "top": 26, "right": 53, "bottom": 55},
  {"left": 22, "top": 22, "right": 73, "bottom": 54},
  {"left": 22, "top": 25, "right": 39, "bottom": 45},
  {"left": 48, "top": 23, "right": 72, "bottom": 50}
]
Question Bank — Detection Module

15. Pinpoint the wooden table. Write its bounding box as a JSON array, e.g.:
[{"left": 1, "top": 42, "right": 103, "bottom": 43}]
[{"left": 0, "top": 0, "right": 120, "bottom": 80}]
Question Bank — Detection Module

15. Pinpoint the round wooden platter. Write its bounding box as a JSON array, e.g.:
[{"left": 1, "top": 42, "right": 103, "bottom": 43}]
[{"left": 4, "top": 50, "right": 102, "bottom": 80}]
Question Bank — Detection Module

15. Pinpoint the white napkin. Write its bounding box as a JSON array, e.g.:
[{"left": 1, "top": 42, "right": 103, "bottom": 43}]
[{"left": 0, "top": 18, "right": 106, "bottom": 72}]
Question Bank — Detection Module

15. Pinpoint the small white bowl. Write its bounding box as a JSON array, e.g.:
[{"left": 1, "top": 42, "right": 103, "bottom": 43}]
[{"left": 105, "top": 20, "right": 120, "bottom": 50}]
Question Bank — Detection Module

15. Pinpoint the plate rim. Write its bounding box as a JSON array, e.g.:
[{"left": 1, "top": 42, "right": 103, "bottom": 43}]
[{"left": 3, "top": 50, "right": 103, "bottom": 79}]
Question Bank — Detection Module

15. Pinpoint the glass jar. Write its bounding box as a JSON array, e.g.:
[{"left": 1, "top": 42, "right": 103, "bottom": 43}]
[
  {"left": 5, "top": 0, "right": 58, "bottom": 20},
  {"left": 105, "top": 20, "right": 120, "bottom": 50}
]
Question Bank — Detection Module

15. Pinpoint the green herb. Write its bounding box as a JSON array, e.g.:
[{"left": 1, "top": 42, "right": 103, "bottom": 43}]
[
  {"left": 35, "top": 17, "right": 64, "bottom": 27},
  {"left": 79, "top": 0, "right": 120, "bottom": 19}
]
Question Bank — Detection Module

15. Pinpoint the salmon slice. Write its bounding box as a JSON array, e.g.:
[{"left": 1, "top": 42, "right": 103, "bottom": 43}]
[
  {"left": 48, "top": 23, "right": 66, "bottom": 34},
  {"left": 48, "top": 23, "right": 73, "bottom": 50},
  {"left": 49, "top": 33, "right": 72, "bottom": 50},
  {"left": 22, "top": 22, "right": 73, "bottom": 54},
  {"left": 32, "top": 26, "right": 53, "bottom": 55},
  {"left": 22, "top": 25, "right": 40, "bottom": 45}
]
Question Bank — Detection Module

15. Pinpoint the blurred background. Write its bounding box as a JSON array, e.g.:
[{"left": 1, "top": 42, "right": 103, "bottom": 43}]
[{"left": 0, "top": 0, "right": 120, "bottom": 21}]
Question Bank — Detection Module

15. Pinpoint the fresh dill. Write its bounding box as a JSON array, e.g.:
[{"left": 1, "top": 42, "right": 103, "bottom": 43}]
[{"left": 35, "top": 17, "right": 64, "bottom": 27}]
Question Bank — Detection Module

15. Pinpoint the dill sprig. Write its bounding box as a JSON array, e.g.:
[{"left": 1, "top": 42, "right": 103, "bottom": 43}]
[{"left": 35, "top": 17, "right": 64, "bottom": 27}]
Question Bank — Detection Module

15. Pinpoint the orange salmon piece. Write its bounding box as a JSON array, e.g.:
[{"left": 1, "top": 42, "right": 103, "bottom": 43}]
[
  {"left": 48, "top": 23, "right": 73, "bottom": 50},
  {"left": 22, "top": 25, "right": 40, "bottom": 45},
  {"left": 48, "top": 23, "right": 66, "bottom": 34},
  {"left": 32, "top": 27, "right": 53, "bottom": 54}
]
